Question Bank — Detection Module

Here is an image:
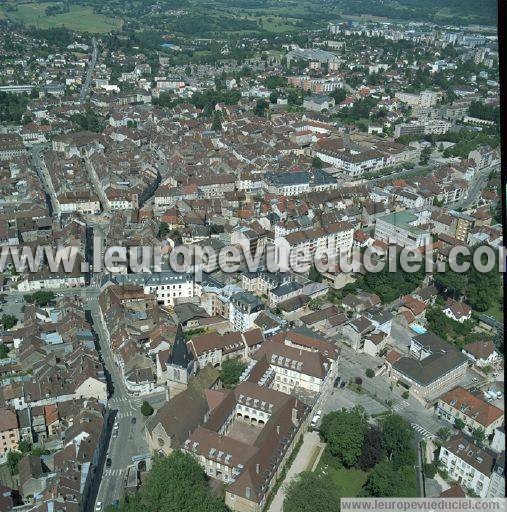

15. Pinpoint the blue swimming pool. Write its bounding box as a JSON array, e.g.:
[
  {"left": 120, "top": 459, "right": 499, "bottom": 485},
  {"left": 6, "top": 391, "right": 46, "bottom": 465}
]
[{"left": 410, "top": 323, "right": 427, "bottom": 334}]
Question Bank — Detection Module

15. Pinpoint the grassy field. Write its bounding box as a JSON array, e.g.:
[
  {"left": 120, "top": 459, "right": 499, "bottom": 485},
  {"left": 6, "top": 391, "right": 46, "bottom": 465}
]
[
  {"left": 2, "top": 2, "right": 122, "bottom": 33},
  {"left": 316, "top": 451, "right": 369, "bottom": 497}
]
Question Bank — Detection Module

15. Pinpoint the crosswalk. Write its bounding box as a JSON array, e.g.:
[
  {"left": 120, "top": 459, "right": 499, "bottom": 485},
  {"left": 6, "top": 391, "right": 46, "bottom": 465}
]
[
  {"left": 392, "top": 399, "right": 409, "bottom": 413},
  {"left": 110, "top": 396, "right": 143, "bottom": 405},
  {"left": 411, "top": 422, "right": 433, "bottom": 439},
  {"left": 116, "top": 410, "right": 135, "bottom": 419},
  {"left": 109, "top": 397, "right": 144, "bottom": 410},
  {"left": 103, "top": 468, "right": 127, "bottom": 478}
]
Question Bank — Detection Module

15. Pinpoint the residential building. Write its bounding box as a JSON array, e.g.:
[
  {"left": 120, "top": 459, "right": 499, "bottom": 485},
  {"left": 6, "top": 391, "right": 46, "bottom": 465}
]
[
  {"left": 229, "top": 292, "right": 265, "bottom": 332},
  {"left": 0, "top": 409, "right": 20, "bottom": 462},
  {"left": 439, "top": 435, "right": 496, "bottom": 498},
  {"left": 436, "top": 387, "right": 504, "bottom": 437}
]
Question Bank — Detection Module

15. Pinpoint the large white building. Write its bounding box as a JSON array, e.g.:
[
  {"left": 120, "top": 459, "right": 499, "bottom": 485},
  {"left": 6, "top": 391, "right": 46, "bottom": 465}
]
[
  {"left": 439, "top": 435, "right": 499, "bottom": 498},
  {"left": 374, "top": 211, "right": 432, "bottom": 249},
  {"left": 279, "top": 221, "right": 354, "bottom": 269},
  {"left": 251, "top": 331, "right": 338, "bottom": 394},
  {"left": 229, "top": 291, "right": 265, "bottom": 332},
  {"left": 112, "top": 271, "right": 195, "bottom": 306},
  {"left": 312, "top": 143, "right": 385, "bottom": 177}
]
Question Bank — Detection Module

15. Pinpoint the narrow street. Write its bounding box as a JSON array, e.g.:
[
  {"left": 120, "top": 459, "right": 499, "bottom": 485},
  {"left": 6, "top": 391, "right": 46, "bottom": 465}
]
[
  {"left": 85, "top": 294, "right": 166, "bottom": 508},
  {"left": 80, "top": 37, "right": 98, "bottom": 103}
]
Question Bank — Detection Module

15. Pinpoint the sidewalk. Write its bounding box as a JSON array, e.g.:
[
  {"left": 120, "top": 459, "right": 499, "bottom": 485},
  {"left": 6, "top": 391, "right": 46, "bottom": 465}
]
[{"left": 267, "top": 431, "right": 324, "bottom": 512}]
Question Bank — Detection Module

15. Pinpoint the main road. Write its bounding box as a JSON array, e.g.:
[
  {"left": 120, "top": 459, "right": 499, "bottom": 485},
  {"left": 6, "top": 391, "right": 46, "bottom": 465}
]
[
  {"left": 84, "top": 286, "right": 167, "bottom": 508},
  {"left": 80, "top": 37, "right": 98, "bottom": 103}
]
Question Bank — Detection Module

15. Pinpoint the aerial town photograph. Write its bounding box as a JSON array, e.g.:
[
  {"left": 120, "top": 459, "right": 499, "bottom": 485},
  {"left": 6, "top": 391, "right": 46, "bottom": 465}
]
[{"left": 0, "top": 0, "right": 504, "bottom": 510}]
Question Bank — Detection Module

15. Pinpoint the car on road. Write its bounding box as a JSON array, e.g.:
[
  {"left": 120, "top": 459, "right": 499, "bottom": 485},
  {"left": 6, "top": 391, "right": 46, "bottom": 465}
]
[
  {"left": 333, "top": 377, "right": 341, "bottom": 388},
  {"left": 106, "top": 458, "right": 112, "bottom": 467},
  {"left": 310, "top": 410, "right": 322, "bottom": 430},
  {"left": 112, "top": 430, "right": 118, "bottom": 438},
  {"left": 131, "top": 417, "right": 136, "bottom": 424},
  {"left": 95, "top": 502, "right": 102, "bottom": 511},
  {"left": 339, "top": 381, "right": 346, "bottom": 388}
]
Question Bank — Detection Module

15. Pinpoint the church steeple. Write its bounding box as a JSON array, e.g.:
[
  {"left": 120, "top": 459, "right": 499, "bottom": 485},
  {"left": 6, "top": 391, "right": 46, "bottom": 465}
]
[{"left": 168, "top": 323, "right": 192, "bottom": 368}]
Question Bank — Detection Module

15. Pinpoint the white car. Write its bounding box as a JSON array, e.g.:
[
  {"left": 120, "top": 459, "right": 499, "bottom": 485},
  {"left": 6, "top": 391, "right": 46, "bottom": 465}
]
[
  {"left": 310, "top": 411, "right": 322, "bottom": 429},
  {"left": 95, "top": 502, "right": 102, "bottom": 511}
]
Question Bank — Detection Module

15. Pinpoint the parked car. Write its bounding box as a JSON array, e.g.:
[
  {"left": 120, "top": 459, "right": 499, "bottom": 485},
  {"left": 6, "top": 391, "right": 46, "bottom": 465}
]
[
  {"left": 333, "top": 377, "right": 341, "bottom": 388},
  {"left": 310, "top": 410, "right": 322, "bottom": 429}
]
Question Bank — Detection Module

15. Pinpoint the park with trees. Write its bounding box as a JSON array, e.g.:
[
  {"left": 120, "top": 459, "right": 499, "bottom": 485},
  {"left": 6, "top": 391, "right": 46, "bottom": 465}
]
[{"left": 283, "top": 408, "right": 418, "bottom": 512}]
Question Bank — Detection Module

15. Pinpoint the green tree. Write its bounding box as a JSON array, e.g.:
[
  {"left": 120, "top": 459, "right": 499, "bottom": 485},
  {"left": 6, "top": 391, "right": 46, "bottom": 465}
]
[
  {"left": 454, "top": 418, "right": 465, "bottom": 430},
  {"left": 423, "top": 462, "right": 437, "bottom": 479},
  {"left": 319, "top": 407, "right": 367, "bottom": 467},
  {"left": 472, "top": 427, "right": 486, "bottom": 445},
  {"left": 18, "top": 440, "right": 32, "bottom": 453},
  {"left": 141, "top": 401, "right": 154, "bottom": 417},
  {"left": 311, "top": 156, "right": 323, "bottom": 169},
  {"left": 157, "top": 222, "right": 169, "bottom": 239},
  {"left": 254, "top": 99, "right": 269, "bottom": 117},
  {"left": 0, "top": 91, "right": 30, "bottom": 124},
  {"left": 116, "top": 451, "right": 228, "bottom": 512},
  {"left": 7, "top": 451, "right": 22, "bottom": 475},
  {"left": 358, "top": 426, "right": 385, "bottom": 471},
  {"left": 220, "top": 358, "right": 247, "bottom": 388},
  {"left": 1, "top": 315, "right": 17, "bottom": 330},
  {"left": 0, "top": 343, "right": 9, "bottom": 359},
  {"left": 365, "top": 461, "right": 415, "bottom": 497},
  {"left": 283, "top": 471, "right": 341, "bottom": 512},
  {"left": 211, "top": 111, "right": 222, "bottom": 131},
  {"left": 381, "top": 414, "right": 415, "bottom": 469},
  {"left": 330, "top": 88, "right": 347, "bottom": 104},
  {"left": 26, "top": 291, "right": 55, "bottom": 306},
  {"left": 436, "top": 427, "right": 451, "bottom": 442},
  {"left": 70, "top": 109, "right": 103, "bottom": 132},
  {"left": 348, "top": 253, "right": 425, "bottom": 303},
  {"left": 434, "top": 270, "right": 467, "bottom": 300},
  {"left": 365, "top": 368, "right": 375, "bottom": 378},
  {"left": 308, "top": 264, "right": 322, "bottom": 283},
  {"left": 419, "top": 146, "right": 432, "bottom": 165}
]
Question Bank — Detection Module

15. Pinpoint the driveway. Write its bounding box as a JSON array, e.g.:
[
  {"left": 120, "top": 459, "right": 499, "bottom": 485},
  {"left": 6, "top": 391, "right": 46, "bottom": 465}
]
[{"left": 267, "top": 431, "right": 324, "bottom": 512}]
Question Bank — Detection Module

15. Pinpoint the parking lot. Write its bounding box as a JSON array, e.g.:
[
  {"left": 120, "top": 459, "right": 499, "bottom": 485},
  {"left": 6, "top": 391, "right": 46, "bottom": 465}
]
[{"left": 323, "top": 385, "right": 388, "bottom": 416}]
